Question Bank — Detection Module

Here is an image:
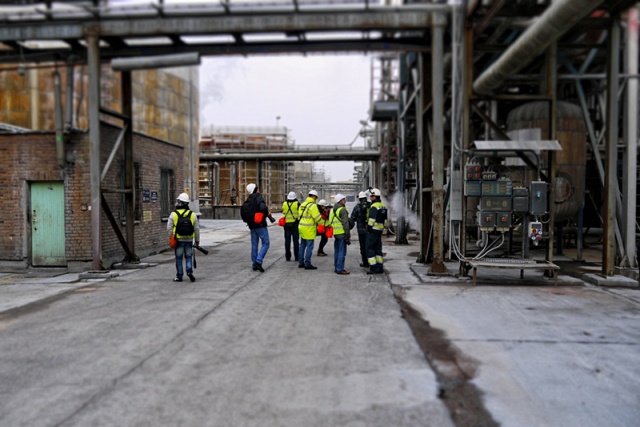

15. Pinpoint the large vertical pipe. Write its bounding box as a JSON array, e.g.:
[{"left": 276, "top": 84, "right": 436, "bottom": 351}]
[
  {"left": 122, "top": 70, "right": 136, "bottom": 261},
  {"left": 604, "top": 21, "right": 621, "bottom": 276},
  {"left": 430, "top": 13, "right": 446, "bottom": 274},
  {"left": 546, "top": 43, "right": 557, "bottom": 265},
  {"left": 64, "top": 62, "right": 75, "bottom": 131},
  {"left": 451, "top": 0, "right": 465, "bottom": 263},
  {"left": 418, "top": 52, "right": 433, "bottom": 263},
  {"left": 623, "top": 7, "right": 638, "bottom": 269},
  {"left": 53, "top": 70, "right": 65, "bottom": 168},
  {"left": 87, "top": 34, "right": 102, "bottom": 270}
]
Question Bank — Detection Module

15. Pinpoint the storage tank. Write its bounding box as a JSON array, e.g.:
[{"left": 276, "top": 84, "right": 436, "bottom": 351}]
[{"left": 506, "top": 101, "right": 587, "bottom": 222}]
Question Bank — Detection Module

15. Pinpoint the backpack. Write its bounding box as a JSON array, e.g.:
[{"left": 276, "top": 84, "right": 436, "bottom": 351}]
[
  {"left": 175, "top": 210, "right": 194, "bottom": 236},
  {"left": 240, "top": 196, "right": 256, "bottom": 224}
]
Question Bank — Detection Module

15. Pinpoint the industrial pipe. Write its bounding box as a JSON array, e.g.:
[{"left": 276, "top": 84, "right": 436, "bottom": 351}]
[
  {"left": 64, "top": 60, "right": 75, "bottom": 131},
  {"left": 53, "top": 70, "right": 65, "bottom": 168},
  {"left": 473, "top": 0, "right": 606, "bottom": 95}
]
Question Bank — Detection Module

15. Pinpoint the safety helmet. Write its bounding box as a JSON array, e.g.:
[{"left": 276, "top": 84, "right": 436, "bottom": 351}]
[
  {"left": 358, "top": 191, "right": 367, "bottom": 199},
  {"left": 308, "top": 189, "right": 318, "bottom": 197},
  {"left": 177, "top": 193, "right": 190, "bottom": 203},
  {"left": 246, "top": 183, "right": 257, "bottom": 194},
  {"left": 324, "top": 200, "right": 332, "bottom": 207},
  {"left": 287, "top": 191, "right": 297, "bottom": 201},
  {"left": 318, "top": 199, "right": 327, "bottom": 206},
  {"left": 334, "top": 193, "right": 346, "bottom": 203},
  {"left": 370, "top": 188, "right": 381, "bottom": 196}
]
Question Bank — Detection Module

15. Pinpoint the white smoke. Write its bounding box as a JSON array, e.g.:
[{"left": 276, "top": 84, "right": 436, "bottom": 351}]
[{"left": 387, "top": 192, "right": 420, "bottom": 232}]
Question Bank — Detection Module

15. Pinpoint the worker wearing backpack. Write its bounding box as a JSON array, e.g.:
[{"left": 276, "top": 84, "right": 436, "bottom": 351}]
[
  {"left": 244, "top": 183, "right": 271, "bottom": 272},
  {"left": 167, "top": 192, "right": 200, "bottom": 282}
]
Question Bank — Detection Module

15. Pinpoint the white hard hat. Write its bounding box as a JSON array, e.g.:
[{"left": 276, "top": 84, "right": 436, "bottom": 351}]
[
  {"left": 308, "top": 189, "right": 318, "bottom": 197},
  {"left": 318, "top": 199, "right": 327, "bottom": 206},
  {"left": 324, "top": 200, "right": 332, "bottom": 207},
  {"left": 334, "top": 193, "right": 346, "bottom": 203},
  {"left": 177, "top": 193, "right": 190, "bottom": 203},
  {"left": 287, "top": 191, "right": 297, "bottom": 201},
  {"left": 370, "top": 188, "right": 381, "bottom": 196},
  {"left": 246, "top": 183, "right": 256, "bottom": 194},
  {"left": 358, "top": 191, "right": 367, "bottom": 199}
]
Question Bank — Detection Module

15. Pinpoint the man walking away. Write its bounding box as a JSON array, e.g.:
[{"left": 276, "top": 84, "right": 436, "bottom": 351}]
[
  {"left": 282, "top": 191, "right": 300, "bottom": 262},
  {"left": 350, "top": 191, "right": 370, "bottom": 268},
  {"left": 330, "top": 194, "right": 351, "bottom": 275},
  {"left": 316, "top": 199, "right": 332, "bottom": 257},
  {"left": 245, "top": 183, "right": 271, "bottom": 272},
  {"left": 167, "top": 192, "right": 200, "bottom": 282},
  {"left": 298, "top": 189, "right": 323, "bottom": 270},
  {"left": 365, "top": 188, "right": 388, "bottom": 274}
]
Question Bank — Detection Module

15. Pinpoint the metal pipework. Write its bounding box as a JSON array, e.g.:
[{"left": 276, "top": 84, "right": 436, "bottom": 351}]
[
  {"left": 53, "top": 70, "right": 64, "bottom": 168},
  {"left": 473, "top": 0, "right": 606, "bottom": 95}
]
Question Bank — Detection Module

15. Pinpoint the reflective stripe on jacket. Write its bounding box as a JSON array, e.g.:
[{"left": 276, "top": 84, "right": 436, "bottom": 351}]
[
  {"left": 282, "top": 200, "right": 299, "bottom": 224},
  {"left": 367, "top": 201, "right": 388, "bottom": 232},
  {"left": 298, "top": 197, "right": 323, "bottom": 240}
]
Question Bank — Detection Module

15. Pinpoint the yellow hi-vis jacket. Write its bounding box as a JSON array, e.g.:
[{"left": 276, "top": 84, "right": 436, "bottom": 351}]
[
  {"left": 328, "top": 205, "right": 349, "bottom": 238},
  {"left": 367, "top": 201, "right": 388, "bottom": 232},
  {"left": 298, "top": 197, "right": 323, "bottom": 240},
  {"left": 282, "top": 200, "right": 300, "bottom": 224}
]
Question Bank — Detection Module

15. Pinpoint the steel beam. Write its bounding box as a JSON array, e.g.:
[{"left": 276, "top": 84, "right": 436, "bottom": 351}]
[
  {"left": 623, "top": 6, "right": 638, "bottom": 269},
  {"left": 604, "top": 21, "right": 621, "bottom": 276},
  {"left": 88, "top": 34, "right": 102, "bottom": 271},
  {"left": 0, "top": 7, "right": 447, "bottom": 42},
  {"left": 200, "top": 149, "right": 380, "bottom": 162},
  {"left": 430, "top": 13, "right": 446, "bottom": 274}
]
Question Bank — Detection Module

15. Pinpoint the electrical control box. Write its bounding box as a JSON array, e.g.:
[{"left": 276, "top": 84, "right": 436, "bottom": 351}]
[
  {"left": 480, "top": 196, "right": 512, "bottom": 211},
  {"left": 466, "top": 165, "right": 482, "bottom": 180},
  {"left": 497, "top": 212, "right": 512, "bottom": 229},
  {"left": 465, "top": 181, "right": 482, "bottom": 196},
  {"left": 482, "top": 180, "right": 513, "bottom": 196},
  {"left": 529, "top": 181, "right": 548, "bottom": 215},
  {"left": 480, "top": 212, "right": 497, "bottom": 229},
  {"left": 530, "top": 221, "right": 543, "bottom": 242}
]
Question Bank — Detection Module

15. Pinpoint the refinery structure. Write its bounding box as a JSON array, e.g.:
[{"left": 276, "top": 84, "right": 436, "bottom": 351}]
[{"left": 0, "top": 0, "right": 637, "bottom": 280}]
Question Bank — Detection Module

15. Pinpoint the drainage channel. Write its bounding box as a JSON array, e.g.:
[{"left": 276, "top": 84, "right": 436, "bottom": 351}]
[{"left": 393, "top": 286, "right": 499, "bottom": 427}]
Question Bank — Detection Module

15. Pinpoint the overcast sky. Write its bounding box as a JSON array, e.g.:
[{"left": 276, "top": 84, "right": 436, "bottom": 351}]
[{"left": 199, "top": 55, "right": 373, "bottom": 182}]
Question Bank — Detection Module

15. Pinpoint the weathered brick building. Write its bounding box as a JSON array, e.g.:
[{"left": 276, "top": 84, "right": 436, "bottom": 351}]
[
  {"left": 0, "top": 124, "right": 183, "bottom": 271},
  {"left": 0, "top": 64, "right": 197, "bottom": 271}
]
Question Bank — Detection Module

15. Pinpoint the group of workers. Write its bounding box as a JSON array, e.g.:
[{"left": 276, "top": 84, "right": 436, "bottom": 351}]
[
  {"left": 167, "top": 185, "right": 388, "bottom": 281},
  {"left": 281, "top": 187, "right": 388, "bottom": 275}
]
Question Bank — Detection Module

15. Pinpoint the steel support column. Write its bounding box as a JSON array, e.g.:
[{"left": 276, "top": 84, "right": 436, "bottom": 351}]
[
  {"left": 545, "top": 43, "right": 557, "bottom": 265},
  {"left": 604, "top": 21, "right": 621, "bottom": 275},
  {"left": 122, "top": 70, "right": 137, "bottom": 261},
  {"left": 430, "top": 13, "right": 447, "bottom": 274},
  {"left": 623, "top": 7, "right": 638, "bottom": 268},
  {"left": 418, "top": 52, "right": 433, "bottom": 263},
  {"left": 88, "top": 34, "right": 102, "bottom": 270}
]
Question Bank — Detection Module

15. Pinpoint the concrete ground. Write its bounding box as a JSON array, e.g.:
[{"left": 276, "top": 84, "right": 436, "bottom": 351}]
[{"left": 1, "top": 219, "right": 639, "bottom": 426}]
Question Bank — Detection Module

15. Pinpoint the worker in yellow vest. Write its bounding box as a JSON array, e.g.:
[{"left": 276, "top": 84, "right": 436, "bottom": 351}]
[
  {"left": 329, "top": 193, "right": 351, "bottom": 275},
  {"left": 282, "top": 191, "right": 300, "bottom": 262},
  {"left": 298, "top": 190, "right": 323, "bottom": 270},
  {"left": 366, "top": 188, "right": 388, "bottom": 274}
]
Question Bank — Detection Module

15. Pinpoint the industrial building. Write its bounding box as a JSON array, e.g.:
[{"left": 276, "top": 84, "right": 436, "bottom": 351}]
[
  {"left": 0, "top": 1, "right": 637, "bottom": 279},
  {"left": 198, "top": 126, "right": 329, "bottom": 219}
]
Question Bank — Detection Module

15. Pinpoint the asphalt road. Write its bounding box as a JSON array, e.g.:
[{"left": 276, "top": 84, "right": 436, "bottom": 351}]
[
  {"left": 0, "top": 221, "right": 453, "bottom": 427},
  {"left": 2, "top": 219, "right": 639, "bottom": 427}
]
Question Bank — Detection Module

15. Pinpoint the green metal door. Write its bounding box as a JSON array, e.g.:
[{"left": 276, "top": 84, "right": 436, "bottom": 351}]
[{"left": 31, "top": 182, "right": 66, "bottom": 266}]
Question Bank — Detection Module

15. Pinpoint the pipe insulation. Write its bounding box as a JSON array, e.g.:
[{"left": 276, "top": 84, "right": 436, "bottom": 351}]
[
  {"left": 53, "top": 71, "right": 65, "bottom": 168},
  {"left": 473, "top": 0, "right": 606, "bottom": 95}
]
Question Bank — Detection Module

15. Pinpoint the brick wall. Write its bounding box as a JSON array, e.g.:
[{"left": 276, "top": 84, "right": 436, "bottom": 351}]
[{"left": 0, "top": 123, "right": 183, "bottom": 268}]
